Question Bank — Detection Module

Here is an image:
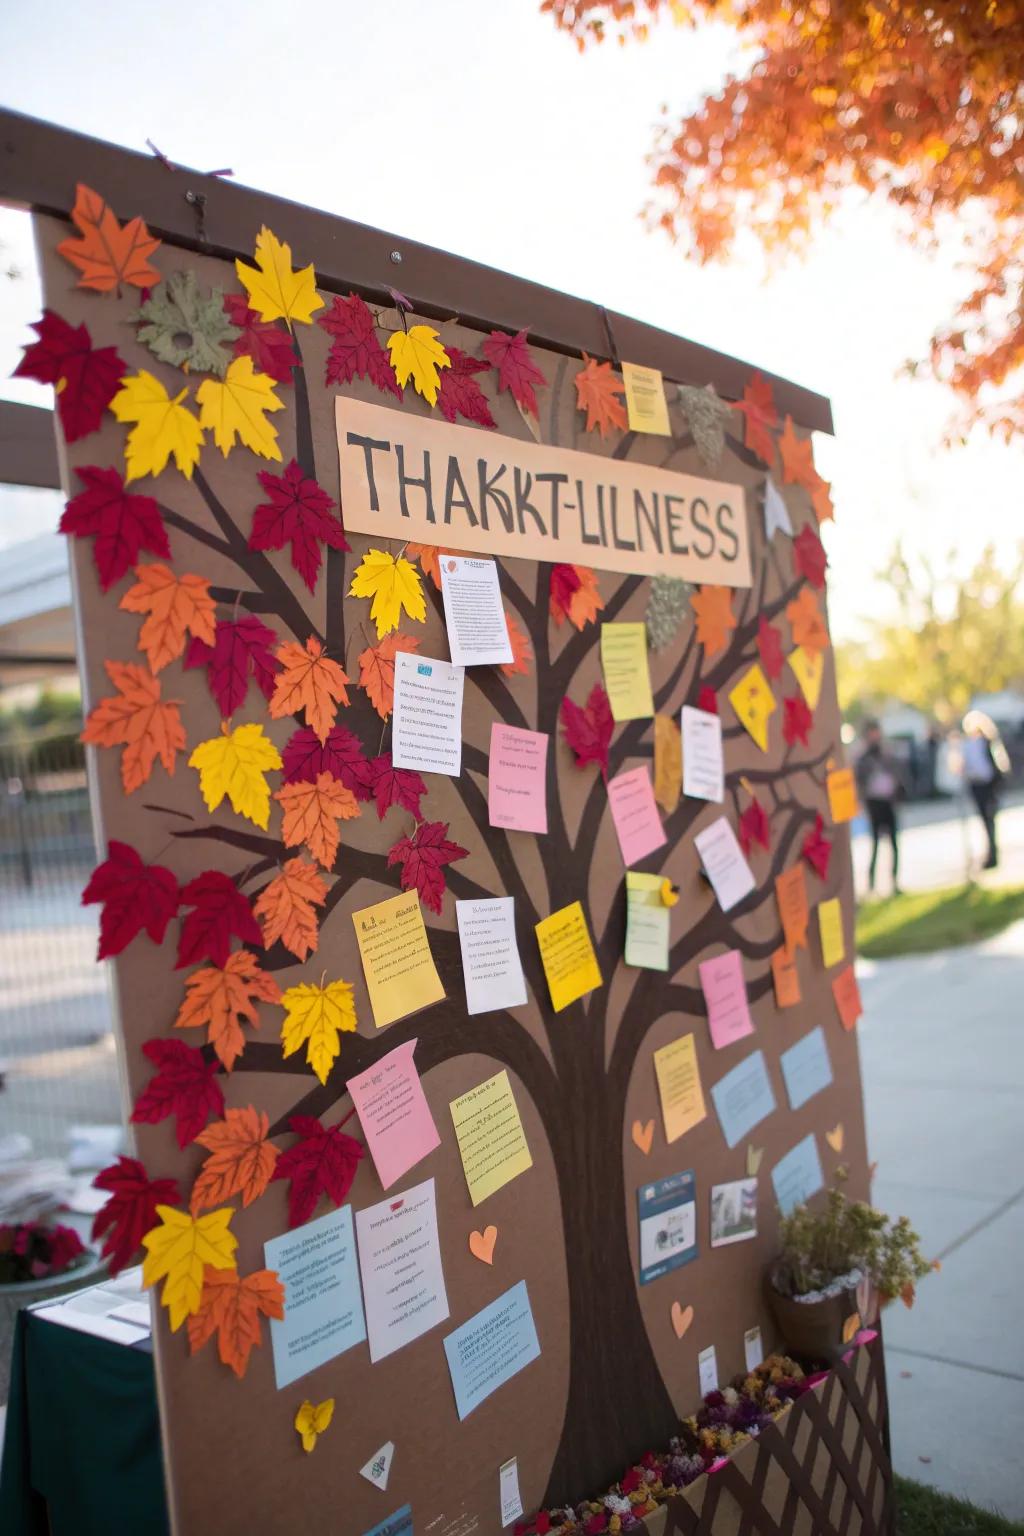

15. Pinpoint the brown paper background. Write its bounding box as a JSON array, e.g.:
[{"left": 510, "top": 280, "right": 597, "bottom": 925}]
[{"left": 35, "top": 212, "right": 867, "bottom": 1536}]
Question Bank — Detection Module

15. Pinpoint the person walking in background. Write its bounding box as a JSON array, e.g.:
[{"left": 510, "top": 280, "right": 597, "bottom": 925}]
[
  {"left": 961, "top": 710, "right": 1010, "bottom": 870},
  {"left": 855, "top": 720, "right": 903, "bottom": 895}
]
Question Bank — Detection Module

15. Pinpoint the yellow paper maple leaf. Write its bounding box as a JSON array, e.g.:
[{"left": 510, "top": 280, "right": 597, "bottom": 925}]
[
  {"left": 295, "top": 1398, "right": 334, "bottom": 1454},
  {"left": 280, "top": 977, "right": 357, "bottom": 1085},
  {"left": 235, "top": 226, "right": 323, "bottom": 328},
  {"left": 348, "top": 549, "right": 426, "bottom": 639},
  {"left": 109, "top": 371, "right": 204, "bottom": 483},
  {"left": 387, "top": 325, "right": 451, "bottom": 405},
  {"left": 189, "top": 722, "right": 283, "bottom": 830},
  {"left": 195, "top": 356, "right": 284, "bottom": 461},
  {"left": 141, "top": 1204, "right": 237, "bottom": 1332}
]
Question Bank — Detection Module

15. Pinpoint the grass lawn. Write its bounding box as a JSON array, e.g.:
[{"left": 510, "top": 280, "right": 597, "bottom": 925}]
[
  {"left": 856, "top": 883, "right": 1024, "bottom": 959},
  {"left": 896, "top": 1476, "right": 1024, "bottom": 1534}
]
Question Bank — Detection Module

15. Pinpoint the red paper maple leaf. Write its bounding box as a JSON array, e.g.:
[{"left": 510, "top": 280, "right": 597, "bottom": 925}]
[
  {"left": 549, "top": 563, "right": 582, "bottom": 624},
  {"left": 793, "top": 524, "right": 829, "bottom": 589},
  {"left": 14, "top": 309, "right": 127, "bottom": 443},
  {"left": 81, "top": 840, "right": 179, "bottom": 960},
  {"left": 738, "top": 798, "right": 771, "bottom": 856},
  {"left": 757, "top": 614, "right": 785, "bottom": 680},
  {"left": 59, "top": 466, "right": 170, "bottom": 592},
  {"left": 697, "top": 686, "right": 718, "bottom": 715},
  {"left": 561, "top": 683, "right": 614, "bottom": 777},
  {"left": 176, "top": 872, "right": 263, "bottom": 970},
  {"left": 281, "top": 725, "right": 375, "bottom": 801},
  {"left": 369, "top": 753, "right": 427, "bottom": 821},
  {"left": 91, "top": 1155, "right": 180, "bottom": 1275},
  {"left": 223, "top": 293, "right": 299, "bottom": 383},
  {"left": 481, "top": 327, "right": 547, "bottom": 416},
  {"left": 184, "top": 616, "right": 280, "bottom": 718},
  {"left": 318, "top": 292, "right": 402, "bottom": 399},
  {"left": 249, "top": 460, "right": 349, "bottom": 594},
  {"left": 272, "top": 1114, "right": 364, "bottom": 1229},
  {"left": 130, "top": 1038, "right": 225, "bottom": 1149},
  {"left": 802, "top": 814, "right": 833, "bottom": 880},
  {"left": 437, "top": 346, "right": 496, "bottom": 428},
  {"left": 732, "top": 371, "right": 778, "bottom": 464},
  {"left": 387, "top": 819, "right": 469, "bottom": 914},
  {"left": 783, "top": 693, "right": 814, "bottom": 747}
]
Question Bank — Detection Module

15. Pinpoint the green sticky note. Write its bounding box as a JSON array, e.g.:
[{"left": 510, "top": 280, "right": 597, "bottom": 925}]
[{"left": 625, "top": 872, "right": 670, "bottom": 971}]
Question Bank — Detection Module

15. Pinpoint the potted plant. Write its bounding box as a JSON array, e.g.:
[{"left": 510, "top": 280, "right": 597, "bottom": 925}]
[
  {"left": 766, "top": 1172, "right": 935, "bottom": 1360},
  {"left": 0, "top": 1218, "right": 104, "bottom": 1400}
]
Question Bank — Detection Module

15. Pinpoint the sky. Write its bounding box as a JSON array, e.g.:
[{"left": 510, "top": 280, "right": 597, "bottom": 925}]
[{"left": 1, "top": 0, "right": 1021, "bottom": 643}]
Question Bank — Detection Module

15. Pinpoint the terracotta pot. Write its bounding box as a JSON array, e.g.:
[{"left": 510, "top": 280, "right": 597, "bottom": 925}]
[{"left": 765, "top": 1274, "right": 860, "bottom": 1363}]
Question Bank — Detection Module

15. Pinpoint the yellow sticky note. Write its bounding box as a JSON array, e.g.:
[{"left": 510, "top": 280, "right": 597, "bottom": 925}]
[
  {"left": 827, "top": 766, "right": 858, "bottom": 824},
  {"left": 601, "top": 622, "right": 654, "bottom": 722},
  {"left": 818, "top": 897, "right": 845, "bottom": 969},
  {"left": 788, "top": 646, "right": 824, "bottom": 710},
  {"left": 621, "top": 361, "right": 672, "bottom": 436},
  {"left": 729, "top": 662, "right": 776, "bottom": 752},
  {"left": 653, "top": 1033, "right": 707, "bottom": 1144},
  {"left": 351, "top": 890, "right": 445, "bottom": 1030},
  {"left": 535, "top": 900, "right": 602, "bottom": 1012},
  {"left": 450, "top": 1069, "right": 533, "bottom": 1206}
]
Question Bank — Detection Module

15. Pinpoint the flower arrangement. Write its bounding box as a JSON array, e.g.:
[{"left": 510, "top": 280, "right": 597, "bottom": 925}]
[{"left": 0, "top": 1220, "right": 87, "bottom": 1285}]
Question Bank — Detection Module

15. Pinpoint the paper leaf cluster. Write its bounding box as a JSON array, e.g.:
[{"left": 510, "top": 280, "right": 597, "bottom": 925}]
[
  {"left": 137, "top": 271, "right": 239, "bottom": 376},
  {"left": 319, "top": 293, "right": 402, "bottom": 398},
  {"left": 57, "top": 183, "right": 161, "bottom": 294},
  {"left": 677, "top": 383, "right": 731, "bottom": 470},
  {"left": 269, "top": 637, "right": 350, "bottom": 743},
  {"left": 437, "top": 347, "right": 496, "bottom": 427},
  {"left": 250, "top": 461, "right": 348, "bottom": 593},
  {"left": 110, "top": 371, "right": 204, "bottom": 482},
  {"left": 80, "top": 660, "right": 185, "bottom": 793},
  {"left": 81, "top": 840, "right": 180, "bottom": 960},
  {"left": 348, "top": 549, "right": 426, "bottom": 639},
  {"left": 281, "top": 725, "right": 375, "bottom": 801},
  {"left": 387, "top": 324, "right": 451, "bottom": 405},
  {"left": 482, "top": 328, "right": 547, "bottom": 416},
  {"left": 272, "top": 1114, "right": 364, "bottom": 1228},
  {"left": 92, "top": 1156, "right": 181, "bottom": 1276},
  {"left": 196, "top": 356, "right": 284, "bottom": 461},
  {"left": 224, "top": 293, "right": 300, "bottom": 383},
  {"left": 60, "top": 467, "right": 171, "bottom": 591},
  {"left": 131, "top": 1037, "right": 225, "bottom": 1149},
  {"left": 189, "top": 722, "right": 283, "bottom": 829},
  {"left": 691, "top": 585, "right": 737, "bottom": 657},
  {"left": 119, "top": 563, "right": 216, "bottom": 673},
  {"left": 359, "top": 632, "right": 421, "bottom": 719},
  {"left": 253, "top": 857, "right": 327, "bottom": 962},
  {"left": 574, "top": 354, "right": 627, "bottom": 437},
  {"left": 15, "top": 310, "right": 127, "bottom": 443},
  {"left": 188, "top": 1266, "right": 284, "bottom": 1378},
  {"left": 176, "top": 871, "right": 263, "bottom": 969},
  {"left": 550, "top": 564, "right": 603, "bottom": 629},
  {"left": 185, "top": 616, "right": 279, "bottom": 718},
  {"left": 274, "top": 771, "right": 360, "bottom": 870},
  {"left": 141, "top": 1204, "right": 237, "bottom": 1331},
  {"left": 279, "top": 978, "right": 357, "bottom": 1084},
  {"left": 190, "top": 1106, "right": 279, "bottom": 1213},
  {"left": 235, "top": 227, "right": 323, "bottom": 328},
  {"left": 174, "top": 950, "right": 282, "bottom": 1071},
  {"left": 646, "top": 574, "right": 692, "bottom": 650},
  {"left": 387, "top": 819, "right": 469, "bottom": 915},
  {"left": 561, "top": 683, "right": 613, "bottom": 776}
]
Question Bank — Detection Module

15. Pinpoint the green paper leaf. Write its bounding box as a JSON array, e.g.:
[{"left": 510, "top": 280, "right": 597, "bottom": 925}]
[
  {"left": 646, "top": 574, "right": 693, "bottom": 651},
  {"left": 137, "top": 271, "right": 240, "bottom": 378},
  {"left": 677, "top": 383, "right": 731, "bottom": 471}
]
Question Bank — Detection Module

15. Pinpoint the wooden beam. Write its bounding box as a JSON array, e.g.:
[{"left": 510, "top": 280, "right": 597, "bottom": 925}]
[{"left": 0, "top": 400, "right": 62, "bottom": 490}]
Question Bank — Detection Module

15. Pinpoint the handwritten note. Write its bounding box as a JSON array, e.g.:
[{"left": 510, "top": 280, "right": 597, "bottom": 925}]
[
  {"left": 601, "top": 622, "right": 655, "bottom": 721},
  {"left": 771, "top": 946, "right": 802, "bottom": 1009},
  {"left": 456, "top": 897, "right": 528, "bottom": 1015},
  {"left": 443, "top": 1280, "right": 541, "bottom": 1420},
  {"left": 346, "top": 1039, "right": 440, "bottom": 1191},
  {"left": 780, "top": 1026, "right": 833, "bottom": 1111},
  {"left": 356, "top": 1178, "right": 449, "bottom": 1363},
  {"left": 698, "top": 1345, "right": 719, "bottom": 1397},
  {"left": 832, "top": 964, "right": 863, "bottom": 1031},
  {"left": 439, "top": 555, "right": 513, "bottom": 667},
  {"left": 776, "top": 864, "right": 809, "bottom": 954},
  {"left": 264, "top": 1206, "right": 366, "bottom": 1389},
  {"left": 744, "top": 1326, "right": 764, "bottom": 1372},
  {"left": 827, "top": 767, "right": 858, "bottom": 824},
  {"left": 710, "top": 1050, "right": 777, "bottom": 1149},
  {"left": 625, "top": 872, "right": 670, "bottom": 971},
  {"left": 535, "top": 901, "right": 602, "bottom": 1012},
  {"left": 682, "top": 705, "right": 724, "bottom": 802},
  {"left": 500, "top": 1458, "right": 524, "bottom": 1528},
  {"left": 488, "top": 723, "right": 548, "bottom": 834},
  {"left": 772, "top": 1134, "right": 824, "bottom": 1215},
  {"left": 450, "top": 1070, "right": 533, "bottom": 1206},
  {"left": 608, "top": 765, "right": 667, "bottom": 866},
  {"left": 694, "top": 816, "right": 756, "bottom": 911},
  {"left": 818, "top": 897, "right": 845, "bottom": 967},
  {"left": 621, "top": 361, "right": 671, "bottom": 436},
  {"left": 699, "top": 949, "right": 754, "bottom": 1050},
  {"left": 653, "top": 1033, "right": 707, "bottom": 1143},
  {"left": 392, "top": 652, "right": 464, "bottom": 776},
  {"left": 352, "top": 890, "right": 445, "bottom": 1030}
]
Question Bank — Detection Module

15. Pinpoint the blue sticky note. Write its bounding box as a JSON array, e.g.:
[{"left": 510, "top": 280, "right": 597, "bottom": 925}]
[
  {"left": 264, "top": 1205, "right": 366, "bottom": 1389},
  {"left": 363, "top": 1507, "right": 413, "bottom": 1536},
  {"left": 637, "top": 1171, "right": 697, "bottom": 1285},
  {"left": 772, "top": 1134, "right": 825, "bottom": 1215},
  {"left": 780, "top": 1026, "right": 833, "bottom": 1110},
  {"left": 443, "top": 1280, "right": 541, "bottom": 1420},
  {"left": 710, "top": 1049, "right": 777, "bottom": 1149}
]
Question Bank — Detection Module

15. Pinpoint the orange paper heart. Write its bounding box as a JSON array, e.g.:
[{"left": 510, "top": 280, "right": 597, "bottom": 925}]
[
  {"left": 631, "top": 1119, "right": 655, "bottom": 1156},
  {"left": 671, "top": 1302, "right": 694, "bottom": 1340},
  {"left": 468, "top": 1226, "right": 498, "bottom": 1265},
  {"left": 826, "top": 1124, "right": 845, "bottom": 1153}
]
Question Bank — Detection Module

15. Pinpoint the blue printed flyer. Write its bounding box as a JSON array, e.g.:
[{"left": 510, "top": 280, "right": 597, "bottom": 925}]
[{"left": 637, "top": 1170, "right": 698, "bottom": 1285}]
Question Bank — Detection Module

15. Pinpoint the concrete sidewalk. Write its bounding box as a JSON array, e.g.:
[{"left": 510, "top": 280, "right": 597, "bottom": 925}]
[{"left": 859, "top": 921, "right": 1024, "bottom": 1519}]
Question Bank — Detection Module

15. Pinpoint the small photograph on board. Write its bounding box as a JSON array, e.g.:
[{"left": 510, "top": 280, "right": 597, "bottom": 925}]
[
  {"left": 637, "top": 1170, "right": 697, "bottom": 1285},
  {"left": 709, "top": 1177, "right": 758, "bottom": 1248}
]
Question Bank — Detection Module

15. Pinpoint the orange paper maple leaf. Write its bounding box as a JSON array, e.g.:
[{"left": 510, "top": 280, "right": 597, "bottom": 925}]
[
  {"left": 173, "top": 950, "right": 282, "bottom": 1071},
  {"left": 119, "top": 564, "right": 216, "bottom": 674},
  {"left": 274, "top": 771, "right": 360, "bottom": 869},
  {"left": 406, "top": 543, "right": 467, "bottom": 591},
  {"left": 57, "top": 183, "right": 162, "bottom": 294},
  {"left": 190, "top": 1106, "right": 279, "bottom": 1214},
  {"left": 501, "top": 609, "right": 533, "bottom": 676},
  {"left": 252, "top": 857, "right": 327, "bottom": 962},
  {"left": 80, "top": 660, "right": 185, "bottom": 793},
  {"left": 778, "top": 415, "right": 818, "bottom": 488},
  {"left": 187, "top": 1265, "right": 285, "bottom": 1379},
  {"left": 691, "top": 586, "right": 737, "bottom": 657},
  {"left": 786, "top": 588, "right": 829, "bottom": 655},
  {"left": 574, "top": 354, "right": 627, "bottom": 438},
  {"left": 269, "top": 636, "right": 350, "bottom": 743},
  {"left": 358, "top": 632, "right": 421, "bottom": 719},
  {"left": 810, "top": 476, "right": 834, "bottom": 524},
  {"left": 550, "top": 566, "right": 605, "bottom": 631},
  {"left": 733, "top": 372, "right": 778, "bottom": 465}
]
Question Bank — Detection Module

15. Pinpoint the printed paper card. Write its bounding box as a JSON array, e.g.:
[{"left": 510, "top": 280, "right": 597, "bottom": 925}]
[
  {"left": 456, "top": 897, "right": 528, "bottom": 1015},
  {"left": 710, "top": 1178, "right": 758, "bottom": 1248},
  {"left": 607, "top": 765, "right": 667, "bottom": 866},
  {"left": 500, "top": 1458, "right": 524, "bottom": 1529},
  {"left": 780, "top": 1026, "right": 833, "bottom": 1111},
  {"left": 771, "top": 946, "right": 802, "bottom": 1009},
  {"left": 346, "top": 1039, "right": 441, "bottom": 1191},
  {"left": 775, "top": 864, "right": 809, "bottom": 954},
  {"left": 818, "top": 896, "right": 845, "bottom": 968},
  {"left": 653, "top": 1033, "right": 707, "bottom": 1144},
  {"left": 625, "top": 872, "right": 670, "bottom": 971},
  {"left": 601, "top": 622, "right": 655, "bottom": 722},
  {"left": 392, "top": 651, "right": 465, "bottom": 776},
  {"left": 450, "top": 1069, "right": 533, "bottom": 1206},
  {"left": 698, "top": 1345, "right": 719, "bottom": 1397},
  {"left": 621, "top": 361, "right": 671, "bottom": 436},
  {"left": 681, "top": 705, "right": 724, "bottom": 803},
  {"left": 744, "top": 1326, "right": 764, "bottom": 1372},
  {"left": 710, "top": 1050, "right": 777, "bottom": 1149},
  {"left": 439, "top": 555, "right": 514, "bottom": 667},
  {"left": 363, "top": 1507, "right": 413, "bottom": 1536},
  {"left": 694, "top": 816, "right": 756, "bottom": 911},
  {"left": 788, "top": 645, "right": 824, "bottom": 710},
  {"left": 352, "top": 890, "right": 445, "bottom": 1030},
  {"left": 827, "top": 766, "right": 859, "bottom": 824},
  {"left": 355, "top": 1177, "right": 449, "bottom": 1363},
  {"left": 443, "top": 1280, "right": 541, "bottom": 1419},
  {"left": 265, "top": 1206, "right": 366, "bottom": 1389},
  {"left": 535, "top": 901, "right": 602, "bottom": 1012},
  {"left": 729, "top": 663, "right": 775, "bottom": 752},
  {"left": 771, "top": 1134, "right": 824, "bottom": 1215},
  {"left": 699, "top": 949, "right": 754, "bottom": 1050},
  {"left": 832, "top": 964, "right": 863, "bottom": 1031},
  {"left": 488, "top": 723, "right": 548, "bottom": 834},
  {"left": 637, "top": 1170, "right": 697, "bottom": 1285}
]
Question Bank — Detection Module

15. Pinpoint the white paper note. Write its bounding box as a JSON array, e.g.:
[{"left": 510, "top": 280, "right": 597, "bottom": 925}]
[
  {"left": 355, "top": 1177, "right": 449, "bottom": 1363},
  {"left": 694, "top": 816, "right": 756, "bottom": 911},
  {"left": 698, "top": 1343, "right": 719, "bottom": 1397},
  {"left": 744, "top": 1325, "right": 764, "bottom": 1372},
  {"left": 440, "top": 555, "right": 514, "bottom": 667},
  {"left": 392, "top": 652, "right": 465, "bottom": 776},
  {"left": 456, "top": 897, "right": 528, "bottom": 1015},
  {"left": 360, "top": 1441, "right": 395, "bottom": 1492},
  {"left": 500, "top": 1457, "right": 524, "bottom": 1528},
  {"left": 682, "top": 705, "right": 724, "bottom": 803}
]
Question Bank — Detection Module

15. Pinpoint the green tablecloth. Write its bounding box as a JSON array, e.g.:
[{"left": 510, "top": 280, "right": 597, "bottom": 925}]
[{"left": 0, "top": 1308, "right": 168, "bottom": 1536}]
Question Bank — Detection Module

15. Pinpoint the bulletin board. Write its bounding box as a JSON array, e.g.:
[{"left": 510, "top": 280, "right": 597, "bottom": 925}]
[{"left": 12, "top": 112, "right": 869, "bottom": 1536}]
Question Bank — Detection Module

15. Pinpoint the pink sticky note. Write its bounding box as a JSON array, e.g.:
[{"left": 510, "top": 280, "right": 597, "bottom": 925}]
[
  {"left": 346, "top": 1039, "right": 441, "bottom": 1191},
  {"left": 607, "top": 765, "right": 667, "bottom": 867},
  {"left": 699, "top": 949, "right": 755, "bottom": 1050},
  {"left": 488, "top": 723, "right": 549, "bottom": 834}
]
